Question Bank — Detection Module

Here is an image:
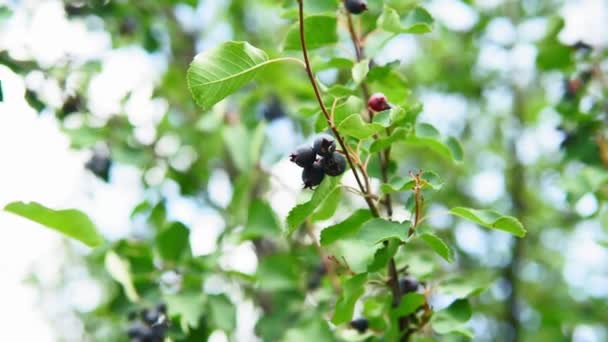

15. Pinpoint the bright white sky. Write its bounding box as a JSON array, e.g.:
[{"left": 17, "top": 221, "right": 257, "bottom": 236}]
[{"left": 0, "top": 0, "right": 607, "bottom": 341}]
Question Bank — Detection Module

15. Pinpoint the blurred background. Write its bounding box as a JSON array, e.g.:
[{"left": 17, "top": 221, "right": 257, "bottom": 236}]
[{"left": 0, "top": 0, "right": 607, "bottom": 341}]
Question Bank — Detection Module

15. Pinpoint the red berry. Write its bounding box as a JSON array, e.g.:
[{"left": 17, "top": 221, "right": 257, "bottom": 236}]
[{"left": 368, "top": 93, "right": 391, "bottom": 112}]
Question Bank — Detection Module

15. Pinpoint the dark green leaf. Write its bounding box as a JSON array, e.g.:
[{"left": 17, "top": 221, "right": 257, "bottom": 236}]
[
  {"left": 156, "top": 222, "right": 191, "bottom": 263},
  {"left": 284, "top": 15, "right": 338, "bottom": 50}
]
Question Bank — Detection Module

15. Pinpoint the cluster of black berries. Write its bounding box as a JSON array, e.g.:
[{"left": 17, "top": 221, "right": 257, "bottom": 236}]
[
  {"left": 290, "top": 135, "right": 347, "bottom": 189},
  {"left": 127, "top": 304, "right": 168, "bottom": 342},
  {"left": 345, "top": 0, "right": 368, "bottom": 14}
]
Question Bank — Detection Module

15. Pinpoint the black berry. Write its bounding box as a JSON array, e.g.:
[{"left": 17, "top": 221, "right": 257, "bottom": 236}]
[
  {"left": 302, "top": 161, "right": 325, "bottom": 189},
  {"left": 345, "top": 0, "right": 368, "bottom": 15},
  {"left": 156, "top": 303, "right": 167, "bottom": 314},
  {"left": 290, "top": 146, "right": 317, "bottom": 168},
  {"left": 307, "top": 263, "right": 327, "bottom": 290},
  {"left": 262, "top": 95, "right": 286, "bottom": 121},
  {"left": 313, "top": 135, "right": 337, "bottom": 157},
  {"left": 368, "top": 93, "right": 391, "bottom": 112},
  {"left": 85, "top": 152, "right": 112, "bottom": 182},
  {"left": 141, "top": 308, "right": 158, "bottom": 325},
  {"left": 320, "top": 152, "right": 347, "bottom": 176},
  {"left": 349, "top": 318, "right": 369, "bottom": 333},
  {"left": 399, "top": 276, "right": 419, "bottom": 294}
]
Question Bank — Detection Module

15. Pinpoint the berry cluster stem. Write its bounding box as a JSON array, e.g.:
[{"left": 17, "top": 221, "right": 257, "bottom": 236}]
[
  {"left": 297, "top": 0, "right": 378, "bottom": 217},
  {"left": 344, "top": 9, "right": 394, "bottom": 219}
]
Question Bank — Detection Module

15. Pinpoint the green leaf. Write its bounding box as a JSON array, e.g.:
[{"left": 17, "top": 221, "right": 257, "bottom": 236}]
[
  {"left": 242, "top": 200, "right": 281, "bottom": 240},
  {"left": 188, "top": 41, "right": 285, "bottom": 110},
  {"left": 282, "top": 317, "right": 336, "bottom": 342},
  {"left": 449, "top": 207, "right": 527, "bottom": 237},
  {"left": 370, "top": 127, "right": 408, "bottom": 153},
  {"left": 164, "top": 292, "right": 205, "bottom": 331},
  {"left": 105, "top": 251, "right": 139, "bottom": 302},
  {"left": 256, "top": 254, "right": 299, "bottom": 291},
  {"left": 380, "top": 171, "right": 443, "bottom": 194},
  {"left": 378, "top": 6, "right": 433, "bottom": 34},
  {"left": 338, "top": 114, "right": 383, "bottom": 139},
  {"left": 156, "top": 222, "right": 191, "bottom": 262},
  {"left": 431, "top": 299, "right": 474, "bottom": 338},
  {"left": 446, "top": 136, "right": 464, "bottom": 162},
  {"left": 207, "top": 294, "right": 236, "bottom": 332},
  {"left": 419, "top": 232, "right": 454, "bottom": 263},
  {"left": 352, "top": 59, "right": 369, "bottom": 85},
  {"left": 284, "top": 15, "right": 338, "bottom": 51},
  {"left": 393, "top": 293, "right": 425, "bottom": 317},
  {"left": 311, "top": 187, "right": 342, "bottom": 221},
  {"left": 355, "top": 218, "right": 408, "bottom": 245},
  {"left": 0, "top": 79, "right": 3, "bottom": 102},
  {"left": 320, "top": 209, "right": 373, "bottom": 245},
  {"left": 286, "top": 176, "right": 339, "bottom": 234},
  {"left": 367, "top": 238, "right": 399, "bottom": 272},
  {"left": 332, "top": 273, "right": 367, "bottom": 324},
  {"left": 4, "top": 201, "right": 104, "bottom": 247},
  {"left": 438, "top": 275, "right": 491, "bottom": 299}
]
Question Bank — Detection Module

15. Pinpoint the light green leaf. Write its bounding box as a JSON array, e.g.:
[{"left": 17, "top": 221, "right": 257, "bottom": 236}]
[
  {"left": 355, "top": 218, "right": 408, "bottom": 245},
  {"left": 393, "top": 293, "right": 425, "bottom": 317},
  {"left": 419, "top": 232, "right": 454, "bottom": 263},
  {"left": 105, "top": 251, "right": 139, "bottom": 302},
  {"left": 286, "top": 177, "right": 340, "bottom": 234},
  {"left": 431, "top": 299, "right": 473, "bottom": 338},
  {"left": 332, "top": 273, "right": 367, "bottom": 324},
  {"left": 242, "top": 199, "right": 281, "bottom": 240},
  {"left": 164, "top": 292, "right": 205, "bottom": 331},
  {"left": 367, "top": 238, "right": 399, "bottom": 272},
  {"left": 438, "top": 275, "right": 491, "bottom": 299},
  {"left": 352, "top": 59, "right": 370, "bottom": 85},
  {"left": 380, "top": 171, "right": 443, "bottom": 194},
  {"left": 449, "top": 207, "right": 526, "bottom": 237},
  {"left": 156, "top": 222, "right": 191, "bottom": 262},
  {"left": 311, "top": 187, "right": 342, "bottom": 221},
  {"left": 320, "top": 209, "right": 373, "bottom": 245},
  {"left": 208, "top": 294, "right": 236, "bottom": 332},
  {"left": 4, "top": 201, "right": 104, "bottom": 247},
  {"left": 256, "top": 254, "right": 299, "bottom": 291},
  {"left": 284, "top": 15, "right": 338, "bottom": 50},
  {"left": 446, "top": 136, "right": 464, "bottom": 162},
  {"left": 338, "top": 114, "right": 384, "bottom": 139},
  {"left": 188, "top": 41, "right": 288, "bottom": 110},
  {"left": 378, "top": 6, "right": 433, "bottom": 34}
]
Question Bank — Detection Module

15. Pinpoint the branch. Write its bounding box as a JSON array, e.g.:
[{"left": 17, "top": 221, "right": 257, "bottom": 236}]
[{"left": 297, "top": 0, "right": 378, "bottom": 217}]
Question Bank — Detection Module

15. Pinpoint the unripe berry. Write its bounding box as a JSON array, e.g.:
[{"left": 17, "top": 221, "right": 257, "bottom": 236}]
[
  {"left": 349, "top": 318, "right": 369, "bottom": 333},
  {"left": 290, "top": 146, "right": 317, "bottom": 168},
  {"left": 399, "top": 276, "right": 419, "bottom": 294},
  {"left": 320, "top": 152, "right": 347, "bottom": 176},
  {"left": 368, "top": 93, "right": 391, "bottom": 112},
  {"left": 345, "top": 0, "right": 368, "bottom": 15},
  {"left": 302, "top": 162, "right": 325, "bottom": 189},
  {"left": 313, "top": 135, "right": 337, "bottom": 157}
]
